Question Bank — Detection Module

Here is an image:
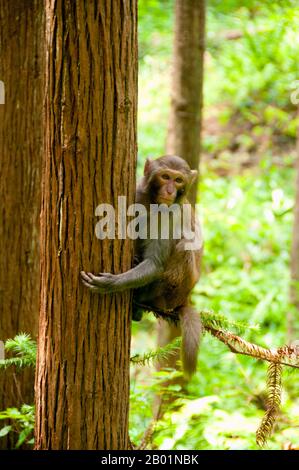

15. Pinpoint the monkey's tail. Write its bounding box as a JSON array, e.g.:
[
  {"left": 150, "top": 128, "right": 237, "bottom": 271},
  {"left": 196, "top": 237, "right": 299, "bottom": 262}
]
[{"left": 179, "top": 306, "right": 202, "bottom": 378}]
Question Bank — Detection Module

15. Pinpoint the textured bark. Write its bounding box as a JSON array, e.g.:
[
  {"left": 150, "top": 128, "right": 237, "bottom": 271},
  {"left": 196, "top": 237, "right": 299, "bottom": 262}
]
[
  {"left": 0, "top": 0, "right": 43, "bottom": 448},
  {"left": 288, "top": 110, "right": 299, "bottom": 340},
  {"left": 157, "top": 0, "right": 205, "bottom": 381},
  {"left": 166, "top": 0, "right": 205, "bottom": 205},
  {"left": 35, "top": 0, "right": 137, "bottom": 450}
]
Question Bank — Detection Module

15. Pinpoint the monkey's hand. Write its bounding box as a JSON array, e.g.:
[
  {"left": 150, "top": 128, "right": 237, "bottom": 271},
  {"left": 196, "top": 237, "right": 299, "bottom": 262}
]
[
  {"left": 80, "top": 271, "right": 119, "bottom": 294},
  {"left": 81, "top": 259, "right": 162, "bottom": 295}
]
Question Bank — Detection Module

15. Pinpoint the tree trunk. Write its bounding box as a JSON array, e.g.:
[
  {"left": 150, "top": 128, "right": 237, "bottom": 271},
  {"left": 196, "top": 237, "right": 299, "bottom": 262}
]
[
  {"left": 0, "top": 0, "right": 43, "bottom": 448},
  {"left": 35, "top": 0, "right": 137, "bottom": 450},
  {"left": 166, "top": 0, "right": 205, "bottom": 206},
  {"left": 288, "top": 109, "right": 299, "bottom": 340},
  {"left": 157, "top": 0, "right": 205, "bottom": 391}
]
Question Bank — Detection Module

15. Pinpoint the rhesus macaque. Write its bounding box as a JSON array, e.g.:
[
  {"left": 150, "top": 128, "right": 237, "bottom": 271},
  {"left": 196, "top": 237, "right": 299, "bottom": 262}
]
[{"left": 81, "top": 155, "right": 203, "bottom": 376}]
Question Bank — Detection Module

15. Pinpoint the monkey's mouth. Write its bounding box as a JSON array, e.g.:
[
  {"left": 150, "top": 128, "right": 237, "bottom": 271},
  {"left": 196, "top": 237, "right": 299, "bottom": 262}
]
[{"left": 158, "top": 197, "right": 175, "bottom": 205}]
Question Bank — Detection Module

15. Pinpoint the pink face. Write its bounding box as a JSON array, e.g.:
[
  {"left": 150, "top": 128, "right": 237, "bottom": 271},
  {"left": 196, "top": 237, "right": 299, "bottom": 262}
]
[{"left": 154, "top": 169, "right": 186, "bottom": 205}]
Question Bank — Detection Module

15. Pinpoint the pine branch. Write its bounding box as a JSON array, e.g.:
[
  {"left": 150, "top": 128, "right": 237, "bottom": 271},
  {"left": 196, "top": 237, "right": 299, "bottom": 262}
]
[
  {"left": 131, "top": 337, "right": 181, "bottom": 366},
  {"left": 256, "top": 363, "right": 282, "bottom": 447},
  {"left": 131, "top": 311, "right": 299, "bottom": 369},
  {"left": 205, "top": 325, "right": 299, "bottom": 368},
  {"left": 201, "top": 310, "right": 258, "bottom": 334},
  {"left": 0, "top": 333, "right": 36, "bottom": 369},
  {"left": 130, "top": 309, "right": 297, "bottom": 448},
  {"left": 0, "top": 357, "right": 34, "bottom": 369}
]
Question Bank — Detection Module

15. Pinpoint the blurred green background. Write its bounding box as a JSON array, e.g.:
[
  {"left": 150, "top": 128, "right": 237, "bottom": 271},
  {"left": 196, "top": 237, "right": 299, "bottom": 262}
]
[{"left": 130, "top": 0, "right": 299, "bottom": 450}]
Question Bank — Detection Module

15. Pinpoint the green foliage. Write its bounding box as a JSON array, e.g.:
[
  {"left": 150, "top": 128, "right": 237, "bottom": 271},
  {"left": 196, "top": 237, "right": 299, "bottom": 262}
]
[
  {"left": 138, "top": 1, "right": 174, "bottom": 165},
  {"left": 205, "top": 2, "right": 298, "bottom": 156},
  {"left": 1, "top": 0, "right": 297, "bottom": 451},
  {"left": 0, "top": 405, "right": 34, "bottom": 448},
  {"left": 131, "top": 337, "right": 181, "bottom": 366},
  {"left": 197, "top": 159, "right": 294, "bottom": 342},
  {"left": 0, "top": 333, "right": 36, "bottom": 369},
  {"left": 201, "top": 309, "right": 258, "bottom": 334},
  {"left": 153, "top": 162, "right": 297, "bottom": 449},
  {"left": 138, "top": 0, "right": 173, "bottom": 62},
  {"left": 138, "top": 1, "right": 299, "bottom": 165},
  {"left": 206, "top": 2, "right": 299, "bottom": 107},
  {"left": 133, "top": 0, "right": 299, "bottom": 450},
  {"left": 130, "top": 367, "right": 184, "bottom": 444},
  {"left": 0, "top": 335, "right": 36, "bottom": 448}
]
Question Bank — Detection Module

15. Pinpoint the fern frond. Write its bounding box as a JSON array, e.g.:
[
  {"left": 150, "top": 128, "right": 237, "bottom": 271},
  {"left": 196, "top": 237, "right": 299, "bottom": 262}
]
[
  {"left": 131, "top": 337, "right": 181, "bottom": 366},
  {"left": 256, "top": 362, "right": 282, "bottom": 447}
]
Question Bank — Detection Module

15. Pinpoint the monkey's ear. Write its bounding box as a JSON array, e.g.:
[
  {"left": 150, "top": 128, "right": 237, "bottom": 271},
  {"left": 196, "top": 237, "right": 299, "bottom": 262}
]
[
  {"left": 144, "top": 158, "right": 153, "bottom": 177},
  {"left": 190, "top": 170, "right": 198, "bottom": 186}
]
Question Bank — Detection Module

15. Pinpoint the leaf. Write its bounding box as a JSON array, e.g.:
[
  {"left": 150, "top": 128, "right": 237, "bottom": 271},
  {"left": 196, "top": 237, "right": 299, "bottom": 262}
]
[
  {"left": 16, "top": 428, "right": 32, "bottom": 448},
  {"left": 0, "top": 425, "right": 12, "bottom": 437}
]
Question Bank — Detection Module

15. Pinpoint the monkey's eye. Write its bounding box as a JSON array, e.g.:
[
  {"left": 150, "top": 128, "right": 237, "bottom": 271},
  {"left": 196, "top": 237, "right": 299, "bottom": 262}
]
[
  {"left": 175, "top": 177, "right": 183, "bottom": 184},
  {"left": 161, "top": 174, "right": 170, "bottom": 180}
]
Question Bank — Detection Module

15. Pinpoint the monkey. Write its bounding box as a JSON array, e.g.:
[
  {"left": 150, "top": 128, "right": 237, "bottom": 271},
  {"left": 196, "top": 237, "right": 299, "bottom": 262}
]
[{"left": 81, "top": 155, "right": 203, "bottom": 377}]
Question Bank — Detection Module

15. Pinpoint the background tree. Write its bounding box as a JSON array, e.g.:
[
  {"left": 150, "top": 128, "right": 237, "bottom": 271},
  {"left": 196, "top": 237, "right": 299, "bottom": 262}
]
[
  {"left": 35, "top": 0, "right": 137, "bottom": 450},
  {"left": 0, "top": 0, "right": 43, "bottom": 448},
  {"left": 157, "top": 0, "right": 205, "bottom": 383},
  {"left": 288, "top": 109, "right": 299, "bottom": 340},
  {"left": 166, "top": 0, "right": 205, "bottom": 205}
]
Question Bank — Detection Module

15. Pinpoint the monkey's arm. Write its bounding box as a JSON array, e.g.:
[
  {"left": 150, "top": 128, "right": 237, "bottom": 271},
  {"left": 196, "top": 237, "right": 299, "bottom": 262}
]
[{"left": 81, "top": 258, "right": 163, "bottom": 294}]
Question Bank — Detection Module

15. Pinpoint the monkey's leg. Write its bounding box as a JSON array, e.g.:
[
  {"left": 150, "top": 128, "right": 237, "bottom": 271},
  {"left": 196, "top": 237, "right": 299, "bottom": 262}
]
[{"left": 81, "top": 259, "right": 163, "bottom": 294}]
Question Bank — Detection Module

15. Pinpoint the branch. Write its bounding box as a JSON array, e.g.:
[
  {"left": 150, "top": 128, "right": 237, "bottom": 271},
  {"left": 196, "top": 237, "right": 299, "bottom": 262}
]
[
  {"left": 205, "top": 325, "right": 299, "bottom": 368},
  {"left": 256, "top": 362, "right": 282, "bottom": 447},
  {"left": 138, "top": 420, "right": 156, "bottom": 450}
]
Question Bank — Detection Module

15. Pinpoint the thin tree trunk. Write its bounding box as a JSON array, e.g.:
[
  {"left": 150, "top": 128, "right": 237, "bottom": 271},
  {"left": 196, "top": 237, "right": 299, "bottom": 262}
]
[
  {"left": 288, "top": 109, "right": 299, "bottom": 340},
  {"left": 0, "top": 0, "right": 43, "bottom": 448},
  {"left": 35, "top": 0, "right": 137, "bottom": 450},
  {"left": 157, "top": 0, "right": 205, "bottom": 392},
  {"left": 166, "top": 0, "right": 205, "bottom": 205}
]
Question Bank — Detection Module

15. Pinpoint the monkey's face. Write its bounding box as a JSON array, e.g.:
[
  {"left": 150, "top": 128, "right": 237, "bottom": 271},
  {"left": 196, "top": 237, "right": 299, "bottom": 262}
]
[
  {"left": 144, "top": 156, "right": 198, "bottom": 205},
  {"left": 153, "top": 170, "right": 186, "bottom": 205}
]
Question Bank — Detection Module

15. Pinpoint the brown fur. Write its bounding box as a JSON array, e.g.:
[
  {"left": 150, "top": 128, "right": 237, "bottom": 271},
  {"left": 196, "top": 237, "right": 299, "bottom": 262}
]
[
  {"left": 81, "top": 155, "right": 203, "bottom": 376},
  {"left": 134, "top": 155, "right": 203, "bottom": 375}
]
